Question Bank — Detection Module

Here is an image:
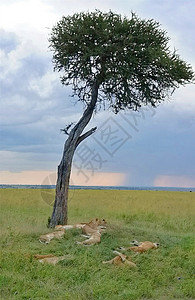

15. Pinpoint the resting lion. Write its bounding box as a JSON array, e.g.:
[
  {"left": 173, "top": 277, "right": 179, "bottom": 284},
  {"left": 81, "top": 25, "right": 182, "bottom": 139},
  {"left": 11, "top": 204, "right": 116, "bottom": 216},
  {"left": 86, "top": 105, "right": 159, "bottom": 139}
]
[
  {"left": 82, "top": 218, "right": 107, "bottom": 236},
  {"left": 76, "top": 230, "right": 101, "bottom": 246},
  {"left": 55, "top": 224, "right": 78, "bottom": 230},
  {"left": 103, "top": 251, "right": 136, "bottom": 267},
  {"left": 120, "top": 240, "right": 159, "bottom": 253},
  {"left": 34, "top": 254, "right": 68, "bottom": 265},
  {"left": 39, "top": 229, "right": 65, "bottom": 244},
  {"left": 55, "top": 218, "right": 107, "bottom": 235}
]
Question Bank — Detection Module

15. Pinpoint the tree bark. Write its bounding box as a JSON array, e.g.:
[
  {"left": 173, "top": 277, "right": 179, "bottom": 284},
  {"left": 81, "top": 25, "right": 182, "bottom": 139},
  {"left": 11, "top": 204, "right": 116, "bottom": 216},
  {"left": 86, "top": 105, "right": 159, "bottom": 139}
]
[{"left": 49, "top": 81, "right": 99, "bottom": 227}]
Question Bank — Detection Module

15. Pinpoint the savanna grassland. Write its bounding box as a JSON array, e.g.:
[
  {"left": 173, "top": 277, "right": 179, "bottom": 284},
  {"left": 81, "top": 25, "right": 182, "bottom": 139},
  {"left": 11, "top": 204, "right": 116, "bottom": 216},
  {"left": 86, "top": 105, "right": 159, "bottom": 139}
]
[{"left": 0, "top": 188, "right": 194, "bottom": 300}]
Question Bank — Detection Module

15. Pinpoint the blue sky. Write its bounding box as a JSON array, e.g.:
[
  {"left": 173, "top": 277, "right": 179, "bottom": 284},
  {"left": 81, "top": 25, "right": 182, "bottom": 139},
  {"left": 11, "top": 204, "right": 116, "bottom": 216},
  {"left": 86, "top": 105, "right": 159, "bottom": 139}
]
[{"left": 0, "top": 0, "right": 195, "bottom": 187}]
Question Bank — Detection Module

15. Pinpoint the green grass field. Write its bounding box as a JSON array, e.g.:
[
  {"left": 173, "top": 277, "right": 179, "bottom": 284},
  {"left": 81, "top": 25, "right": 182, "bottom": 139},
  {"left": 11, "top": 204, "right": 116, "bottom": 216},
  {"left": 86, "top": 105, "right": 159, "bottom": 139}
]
[{"left": 0, "top": 188, "right": 195, "bottom": 300}]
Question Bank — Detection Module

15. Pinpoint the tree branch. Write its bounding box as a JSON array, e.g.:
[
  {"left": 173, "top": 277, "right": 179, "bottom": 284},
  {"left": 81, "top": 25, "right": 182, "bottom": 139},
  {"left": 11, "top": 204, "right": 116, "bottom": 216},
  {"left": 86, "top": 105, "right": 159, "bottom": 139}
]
[
  {"left": 65, "top": 81, "right": 99, "bottom": 145},
  {"left": 76, "top": 126, "right": 97, "bottom": 148},
  {"left": 60, "top": 122, "right": 75, "bottom": 135}
]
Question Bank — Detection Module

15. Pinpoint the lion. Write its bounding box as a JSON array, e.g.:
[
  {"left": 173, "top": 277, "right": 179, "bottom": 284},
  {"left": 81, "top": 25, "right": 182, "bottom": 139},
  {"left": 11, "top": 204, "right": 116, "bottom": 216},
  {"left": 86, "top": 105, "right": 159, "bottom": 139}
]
[
  {"left": 39, "top": 229, "right": 65, "bottom": 244},
  {"left": 82, "top": 218, "right": 107, "bottom": 236},
  {"left": 103, "top": 251, "right": 136, "bottom": 267},
  {"left": 76, "top": 230, "right": 101, "bottom": 246},
  {"left": 55, "top": 224, "right": 76, "bottom": 230},
  {"left": 55, "top": 218, "right": 107, "bottom": 232},
  {"left": 34, "top": 254, "right": 68, "bottom": 265},
  {"left": 119, "top": 240, "right": 159, "bottom": 253},
  {"left": 33, "top": 254, "right": 55, "bottom": 259}
]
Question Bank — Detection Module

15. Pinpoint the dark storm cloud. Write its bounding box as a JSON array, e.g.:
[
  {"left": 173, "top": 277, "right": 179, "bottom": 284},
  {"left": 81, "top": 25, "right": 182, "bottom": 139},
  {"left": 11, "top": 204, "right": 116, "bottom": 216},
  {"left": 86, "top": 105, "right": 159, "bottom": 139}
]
[{"left": 0, "top": 30, "right": 83, "bottom": 161}]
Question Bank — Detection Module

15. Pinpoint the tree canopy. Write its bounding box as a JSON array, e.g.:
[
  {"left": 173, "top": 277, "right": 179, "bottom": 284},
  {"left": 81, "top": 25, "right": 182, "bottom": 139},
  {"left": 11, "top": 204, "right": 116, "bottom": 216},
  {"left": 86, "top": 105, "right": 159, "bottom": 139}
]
[{"left": 49, "top": 10, "right": 194, "bottom": 113}]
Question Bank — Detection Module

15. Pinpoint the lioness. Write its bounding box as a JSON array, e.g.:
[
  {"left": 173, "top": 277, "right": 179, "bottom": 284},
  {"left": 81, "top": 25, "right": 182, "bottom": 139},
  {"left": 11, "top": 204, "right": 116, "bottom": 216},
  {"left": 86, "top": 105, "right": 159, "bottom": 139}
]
[
  {"left": 76, "top": 230, "right": 101, "bottom": 246},
  {"left": 120, "top": 240, "right": 159, "bottom": 253},
  {"left": 82, "top": 218, "right": 107, "bottom": 236},
  {"left": 39, "top": 229, "right": 65, "bottom": 244},
  {"left": 34, "top": 254, "right": 67, "bottom": 265},
  {"left": 55, "top": 218, "right": 107, "bottom": 232},
  {"left": 103, "top": 251, "right": 136, "bottom": 267}
]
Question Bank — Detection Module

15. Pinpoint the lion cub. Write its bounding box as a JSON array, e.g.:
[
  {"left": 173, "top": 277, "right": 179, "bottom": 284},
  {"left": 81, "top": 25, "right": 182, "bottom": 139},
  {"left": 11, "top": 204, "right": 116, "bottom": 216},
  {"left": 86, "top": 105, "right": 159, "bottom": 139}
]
[
  {"left": 103, "top": 251, "right": 136, "bottom": 267},
  {"left": 39, "top": 229, "right": 65, "bottom": 244}
]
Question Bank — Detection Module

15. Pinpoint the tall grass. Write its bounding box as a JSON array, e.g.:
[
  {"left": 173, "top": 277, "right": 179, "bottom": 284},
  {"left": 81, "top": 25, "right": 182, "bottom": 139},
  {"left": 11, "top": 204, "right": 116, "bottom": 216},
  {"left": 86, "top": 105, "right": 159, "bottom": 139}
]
[{"left": 0, "top": 189, "right": 194, "bottom": 299}]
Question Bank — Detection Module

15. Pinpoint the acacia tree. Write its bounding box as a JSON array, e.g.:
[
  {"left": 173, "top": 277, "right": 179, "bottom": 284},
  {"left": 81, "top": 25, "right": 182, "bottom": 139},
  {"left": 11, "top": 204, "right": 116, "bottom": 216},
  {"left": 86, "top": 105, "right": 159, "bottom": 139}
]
[{"left": 48, "top": 10, "right": 194, "bottom": 227}]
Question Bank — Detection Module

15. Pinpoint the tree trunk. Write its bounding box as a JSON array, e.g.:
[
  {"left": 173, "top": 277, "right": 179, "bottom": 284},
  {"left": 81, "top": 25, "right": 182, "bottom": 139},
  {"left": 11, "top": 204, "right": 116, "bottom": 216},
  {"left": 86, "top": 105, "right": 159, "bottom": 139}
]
[{"left": 49, "top": 81, "right": 99, "bottom": 227}]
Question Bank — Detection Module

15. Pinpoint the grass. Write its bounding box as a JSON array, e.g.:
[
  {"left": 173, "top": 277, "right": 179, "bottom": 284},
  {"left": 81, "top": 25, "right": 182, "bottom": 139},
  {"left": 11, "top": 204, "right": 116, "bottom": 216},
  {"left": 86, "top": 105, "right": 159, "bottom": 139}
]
[{"left": 0, "top": 188, "right": 195, "bottom": 299}]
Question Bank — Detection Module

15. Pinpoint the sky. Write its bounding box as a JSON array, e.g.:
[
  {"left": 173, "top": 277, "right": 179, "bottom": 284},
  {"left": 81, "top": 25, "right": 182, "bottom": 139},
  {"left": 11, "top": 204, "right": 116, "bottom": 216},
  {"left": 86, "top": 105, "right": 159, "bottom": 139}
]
[{"left": 0, "top": 0, "right": 195, "bottom": 187}]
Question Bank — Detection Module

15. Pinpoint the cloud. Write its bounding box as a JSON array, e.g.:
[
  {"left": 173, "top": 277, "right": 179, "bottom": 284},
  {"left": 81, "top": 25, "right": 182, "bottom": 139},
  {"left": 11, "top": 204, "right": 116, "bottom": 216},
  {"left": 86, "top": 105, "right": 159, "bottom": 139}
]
[
  {"left": 72, "top": 170, "right": 126, "bottom": 186},
  {"left": 43, "top": 0, "right": 145, "bottom": 16},
  {"left": 0, "top": 29, "right": 19, "bottom": 53},
  {"left": 0, "top": 0, "right": 194, "bottom": 187},
  {"left": 0, "top": 151, "right": 58, "bottom": 173},
  {"left": 0, "top": 0, "right": 57, "bottom": 33},
  {"left": 0, "top": 30, "right": 84, "bottom": 155},
  {"left": 0, "top": 170, "right": 54, "bottom": 185},
  {"left": 0, "top": 30, "right": 52, "bottom": 94},
  {"left": 168, "top": 86, "right": 195, "bottom": 114},
  {"left": 90, "top": 106, "right": 195, "bottom": 186},
  {"left": 0, "top": 169, "right": 126, "bottom": 186},
  {"left": 28, "top": 72, "right": 59, "bottom": 99},
  {"left": 154, "top": 175, "right": 195, "bottom": 188}
]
